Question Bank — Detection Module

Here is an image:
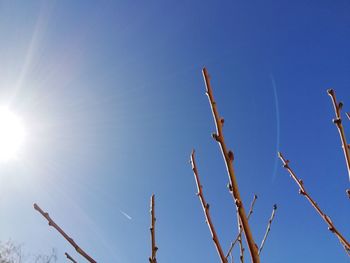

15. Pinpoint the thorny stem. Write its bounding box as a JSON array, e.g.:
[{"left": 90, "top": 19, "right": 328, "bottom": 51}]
[
  {"left": 33, "top": 204, "right": 97, "bottom": 263},
  {"left": 278, "top": 152, "right": 350, "bottom": 256},
  {"left": 202, "top": 68, "right": 260, "bottom": 263},
  {"left": 327, "top": 89, "right": 350, "bottom": 181},
  {"left": 149, "top": 194, "right": 158, "bottom": 263},
  {"left": 258, "top": 204, "right": 277, "bottom": 255},
  {"left": 190, "top": 150, "right": 228, "bottom": 263},
  {"left": 226, "top": 194, "right": 258, "bottom": 258},
  {"left": 65, "top": 252, "right": 78, "bottom": 263}
]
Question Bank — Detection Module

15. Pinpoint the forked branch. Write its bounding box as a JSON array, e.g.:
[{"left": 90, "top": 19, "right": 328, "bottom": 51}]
[
  {"left": 202, "top": 67, "right": 260, "bottom": 263},
  {"left": 226, "top": 194, "right": 258, "bottom": 258},
  {"left": 33, "top": 203, "right": 97, "bottom": 263},
  {"left": 278, "top": 152, "right": 350, "bottom": 255},
  {"left": 258, "top": 204, "right": 277, "bottom": 255},
  {"left": 190, "top": 150, "right": 228, "bottom": 263},
  {"left": 65, "top": 252, "right": 78, "bottom": 263},
  {"left": 149, "top": 194, "right": 158, "bottom": 263},
  {"left": 327, "top": 89, "right": 350, "bottom": 181}
]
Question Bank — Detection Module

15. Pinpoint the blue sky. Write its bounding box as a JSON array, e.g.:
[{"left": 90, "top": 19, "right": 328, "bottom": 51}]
[{"left": 0, "top": 0, "right": 349, "bottom": 262}]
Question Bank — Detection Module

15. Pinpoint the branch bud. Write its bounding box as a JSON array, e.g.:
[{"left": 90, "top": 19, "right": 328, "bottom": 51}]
[
  {"left": 327, "top": 89, "right": 335, "bottom": 96},
  {"left": 235, "top": 199, "right": 242, "bottom": 207},
  {"left": 211, "top": 133, "right": 219, "bottom": 141},
  {"left": 220, "top": 118, "right": 224, "bottom": 126},
  {"left": 328, "top": 226, "right": 335, "bottom": 233},
  {"left": 228, "top": 150, "right": 234, "bottom": 162},
  {"left": 338, "top": 102, "right": 343, "bottom": 110},
  {"left": 333, "top": 118, "right": 341, "bottom": 125}
]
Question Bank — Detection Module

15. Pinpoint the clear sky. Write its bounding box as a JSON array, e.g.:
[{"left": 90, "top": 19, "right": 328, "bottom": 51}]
[{"left": 0, "top": 1, "right": 349, "bottom": 262}]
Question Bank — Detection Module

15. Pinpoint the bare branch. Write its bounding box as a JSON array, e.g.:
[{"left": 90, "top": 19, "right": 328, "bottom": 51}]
[
  {"left": 327, "top": 89, "right": 350, "bottom": 181},
  {"left": 33, "top": 203, "right": 97, "bottom": 263},
  {"left": 346, "top": 112, "right": 350, "bottom": 120},
  {"left": 202, "top": 68, "right": 260, "bottom": 263},
  {"left": 65, "top": 252, "right": 78, "bottom": 263},
  {"left": 149, "top": 194, "right": 158, "bottom": 263},
  {"left": 190, "top": 150, "right": 228, "bottom": 263},
  {"left": 347, "top": 189, "right": 350, "bottom": 199},
  {"left": 278, "top": 152, "right": 350, "bottom": 255},
  {"left": 258, "top": 204, "right": 277, "bottom": 255},
  {"left": 226, "top": 194, "right": 258, "bottom": 258},
  {"left": 236, "top": 214, "right": 244, "bottom": 263}
]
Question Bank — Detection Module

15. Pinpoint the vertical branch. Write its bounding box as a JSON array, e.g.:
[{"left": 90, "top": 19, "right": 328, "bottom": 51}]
[
  {"left": 278, "top": 152, "right": 350, "bottom": 255},
  {"left": 258, "top": 204, "right": 277, "bottom": 255},
  {"left": 226, "top": 194, "right": 257, "bottom": 258},
  {"left": 33, "top": 204, "right": 97, "bottom": 263},
  {"left": 149, "top": 194, "right": 158, "bottom": 263},
  {"left": 65, "top": 252, "right": 78, "bottom": 263},
  {"left": 327, "top": 89, "right": 350, "bottom": 181},
  {"left": 202, "top": 68, "right": 260, "bottom": 263},
  {"left": 190, "top": 150, "right": 228, "bottom": 263},
  {"left": 236, "top": 214, "right": 244, "bottom": 263}
]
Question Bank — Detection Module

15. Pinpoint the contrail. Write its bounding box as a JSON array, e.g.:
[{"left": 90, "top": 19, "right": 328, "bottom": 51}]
[
  {"left": 270, "top": 74, "right": 280, "bottom": 182},
  {"left": 120, "top": 210, "right": 132, "bottom": 220}
]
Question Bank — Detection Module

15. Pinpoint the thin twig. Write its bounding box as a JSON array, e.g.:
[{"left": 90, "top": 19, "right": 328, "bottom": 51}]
[
  {"left": 202, "top": 68, "right": 260, "bottom": 263},
  {"left": 65, "top": 252, "right": 78, "bottom": 263},
  {"left": 327, "top": 89, "right": 350, "bottom": 181},
  {"left": 149, "top": 194, "right": 158, "bottom": 263},
  {"left": 346, "top": 112, "right": 350, "bottom": 120},
  {"left": 278, "top": 152, "right": 350, "bottom": 256},
  {"left": 190, "top": 150, "right": 228, "bottom": 263},
  {"left": 236, "top": 214, "right": 244, "bottom": 263},
  {"left": 226, "top": 194, "right": 257, "bottom": 258},
  {"left": 347, "top": 189, "right": 350, "bottom": 199},
  {"left": 33, "top": 203, "right": 97, "bottom": 263},
  {"left": 258, "top": 204, "right": 277, "bottom": 255}
]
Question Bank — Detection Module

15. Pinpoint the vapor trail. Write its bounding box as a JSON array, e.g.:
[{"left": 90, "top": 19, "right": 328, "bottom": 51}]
[
  {"left": 270, "top": 74, "right": 280, "bottom": 182},
  {"left": 120, "top": 210, "right": 132, "bottom": 220}
]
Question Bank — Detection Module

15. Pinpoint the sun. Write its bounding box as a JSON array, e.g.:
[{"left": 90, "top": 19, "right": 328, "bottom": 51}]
[{"left": 0, "top": 108, "right": 25, "bottom": 162}]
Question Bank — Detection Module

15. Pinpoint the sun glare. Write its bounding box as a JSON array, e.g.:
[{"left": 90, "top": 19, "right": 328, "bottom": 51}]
[{"left": 0, "top": 108, "right": 25, "bottom": 162}]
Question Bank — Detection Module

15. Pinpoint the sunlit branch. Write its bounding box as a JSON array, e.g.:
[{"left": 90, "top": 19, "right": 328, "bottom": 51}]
[
  {"left": 226, "top": 194, "right": 257, "bottom": 258},
  {"left": 149, "top": 194, "right": 158, "bottom": 263},
  {"left": 65, "top": 252, "right": 78, "bottom": 263},
  {"left": 327, "top": 89, "right": 350, "bottom": 181},
  {"left": 33, "top": 203, "right": 97, "bottom": 263},
  {"left": 278, "top": 152, "right": 350, "bottom": 255},
  {"left": 237, "top": 214, "right": 244, "bottom": 263},
  {"left": 190, "top": 150, "right": 228, "bottom": 263},
  {"left": 202, "top": 67, "right": 260, "bottom": 263},
  {"left": 258, "top": 204, "right": 277, "bottom": 255}
]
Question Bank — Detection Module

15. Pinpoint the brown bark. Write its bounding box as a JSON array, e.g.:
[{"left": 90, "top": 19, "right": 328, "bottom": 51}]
[
  {"left": 278, "top": 152, "right": 350, "bottom": 256},
  {"left": 33, "top": 203, "right": 97, "bottom": 263},
  {"left": 149, "top": 194, "right": 158, "bottom": 263},
  {"left": 327, "top": 89, "right": 350, "bottom": 181},
  {"left": 202, "top": 68, "right": 260, "bottom": 263},
  {"left": 190, "top": 150, "right": 228, "bottom": 263}
]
